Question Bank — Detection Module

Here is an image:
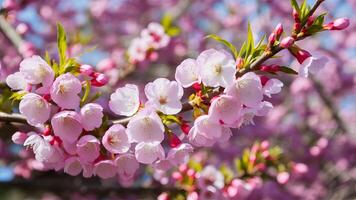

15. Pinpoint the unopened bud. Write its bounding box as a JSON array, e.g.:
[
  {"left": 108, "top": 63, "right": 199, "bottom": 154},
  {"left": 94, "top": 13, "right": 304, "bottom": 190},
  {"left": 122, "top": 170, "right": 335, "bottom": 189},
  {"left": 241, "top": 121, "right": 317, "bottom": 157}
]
[
  {"left": 288, "top": 46, "right": 311, "bottom": 64},
  {"left": 268, "top": 32, "right": 276, "bottom": 46},
  {"left": 280, "top": 36, "right": 295, "bottom": 48},
  {"left": 324, "top": 18, "right": 350, "bottom": 30},
  {"left": 80, "top": 64, "right": 94, "bottom": 76},
  {"left": 91, "top": 73, "right": 108, "bottom": 87},
  {"left": 275, "top": 23, "right": 283, "bottom": 39},
  {"left": 307, "top": 16, "right": 315, "bottom": 26},
  {"left": 293, "top": 9, "right": 300, "bottom": 22},
  {"left": 12, "top": 131, "right": 28, "bottom": 145}
]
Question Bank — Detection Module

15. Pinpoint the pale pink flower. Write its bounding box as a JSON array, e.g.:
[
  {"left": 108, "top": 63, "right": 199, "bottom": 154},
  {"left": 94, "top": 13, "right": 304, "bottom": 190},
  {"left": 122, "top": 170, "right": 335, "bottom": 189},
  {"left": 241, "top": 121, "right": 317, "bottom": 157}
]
[
  {"left": 128, "top": 38, "right": 149, "bottom": 63},
  {"left": 197, "top": 165, "right": 225, "bottom": 189},
  {"left": 23, "top": 133, "right": 61, "bottom": 163},
  {"left": 263, "top": 78, "right": 283, "bottom": 97},
  {"left": 277, "top": 172, "right": 290, "bottom": 184},
  {"left": 144, "top": 78, "right": 183, "bottom": 114},
  {"left": 109, "top": 84, "right": 140, "bottom": 116},
  {"left": 167, "top": 143, "right": 193, "bottom": 166},
  {"left": 299, "top": 55, "right": 329, "bottom": 77},
  {"left": 208, "top": 95, "right": 242, "bottom": 126},
  {"left": 51, "top": 111, "right": 82, "bottom": 143},
  {"left": 93, "top": 160, "right": 117, "bottom": 179},
  {"left": 135, "top": 142, "right": 165, "bottom": 164},
  {"left": 12, "top": 131, "right": 28, "bottom": 145},
  {"left": 226, "top": 72, "right": 263, "bottom": 108},
  {"left": 102, "top": 124, "right": 130, "bottom": 154},
  {"left": 62, "top": 141, "right": 77, "bottom": 155},
  {"left": 19, "top": 55, "right": 54, "bottom": 88},
  {"left": 197, "top": 49, "right": 236, "bottom": 88},
  {"left": 82, "top": 163, "right": 94, "bottom": 178},
  {"left": 115, "top": 154, "right": 139, "bottom": 179},
  {"left": 19, "top": 93, "right": 51, "bottom": 126},
  {"left": 6, "top": 72, "right": 27, "bottom": 90},
  {"left": 175, "top": 58, "right": 200, "bottom": 88},
  {"left": 50, "top": 73, "right": 82, "bottom": 109},
  {"left": 80, "top": 103, "right": 103, "bottom": 131},
  {"left": 126, "top": 108, "right": 164, "bottom": 143},
  {"left": 64, "top": 156, "right": 82, "bottom": 176},
  {"left": 141, "top": 22, "right": 170, "bottom": 49},
  {"left": 76, "top": 135, "right": 100, "bottom": 162}
]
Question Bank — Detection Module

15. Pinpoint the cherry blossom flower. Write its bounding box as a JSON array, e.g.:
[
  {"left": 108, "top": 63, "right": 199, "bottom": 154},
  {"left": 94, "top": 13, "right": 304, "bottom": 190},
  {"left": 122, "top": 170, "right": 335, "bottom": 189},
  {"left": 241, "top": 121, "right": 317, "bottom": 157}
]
[
  {"left": 64, "top": 156, "right": 82, "bottom": 176},
  {"left": 144, "top": 78, "right": 183, "bottom": 114},
  {"left": 128, "top": 38, "right": 149, "bottom": 63},
  {"left": 51, "top": 111, "right": 82, "bottom": 143},
  {"left": 23, "top": 133, "right": 61, "bottom": 163},
  {"left": 50, "top": 73, "right": 82, "bottom": 109},
  {"left": 6, "top": 72, "right": 27, "bottom": 90},
  {"left": 115, "top": 154, "right": 139, "bottom": 179},
  {"left": 135, "top": 142, "right": 165, "bottom": 164},
  {"left": 109, "top": 84, "right": 140, "bottom": 116},
  {"left": 80, "top": 103, "right": 103, "bottom": 131},
  {"left": 167, "top": 143, "right": 193, "bottom": 166},
  {"left": 263, "top": 78, "right": 284, "bottom": 97},
  {"left": 141, "top": 22, "right": 170, "bottom": 49},
  {"left": 225, "top": 72, "right": 263, "bottom": 108},
  {"left": 175, "top": 58, "right": 200, "bottom": 88},
  {"left": 208, "top": 95, "right": 242, "bottom": 126},
  {"left": 76, "top": 135, "right": 100, "bottom": 162},
  {"left": 19, "top": 55, "right": 54, "bottom": 88},
  {"left": 197, "top": 165, "right": 225, "bottom": 189},
  {"left": 102, "top": 124, "right": 130, "bottom": 154},
  {"left": 126, "top": 108, "right": 165, "bottom": 143},
  {"left": 196, "top": 49, "right": 236, "bottom": 88},
  {"left": 93, "top": 160, "right": 117, "bottom": 179},
  {"left": 19, "top": 93, "right": 51, "bottom": 126},
  {"left": 298, "top": 55, "right": 329, "bottom": 77}
]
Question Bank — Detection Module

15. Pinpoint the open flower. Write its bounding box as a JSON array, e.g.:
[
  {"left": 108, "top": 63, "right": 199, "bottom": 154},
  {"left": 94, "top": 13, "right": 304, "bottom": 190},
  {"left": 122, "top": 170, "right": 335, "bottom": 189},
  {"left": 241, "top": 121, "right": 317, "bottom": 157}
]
[
  {"left": 128, "top": 38, "right": 149, "bottom": 63},
  {"left": 298, "top": 55, "right": 329, "bottom": 77},
  {"left": 263, "top": 78, "right": 283, "bottom": 97},
  {"left": 225, "top": 72, "right": 263, "bottom": 108},
  {"left": 50, "top": 73, "right": 82, "bottom": 109},
  {"left": 175, "top": 58, "right": 200, "bottom": 88},
  {"left": 19, "top": 93, "right": 51, "bottom": 126},
  {"left": 141, "top": 22, "right": 170, "bottom": 49},
  {"left": 135, "top": 142, "right": 165, "bottom": 164},
  {"left": 144, "top": 78, "right": 183, "bottom": 115},
  {"left": 80, "top": 103, "right": 103, "bottom": 131},
  {"left": 208, "top": 95, "right": 242, "bottom": 126},
  {"left": 197, "top": 165, "right": 225, "bottom": 189},
  {"left": 167, "top": 143, "right": 193, "bottom": 166},
  {"left": 115, "top": 154, "right": 139, "bottom": 179},
  {"left": 127, "top": 108, "right": 165, "bottom": 143},
  {"left": 6, "top": 72, "right": 27, "bottom": 91},
  {"left": 197, "top": 49, "right": 236, "bottom": 88},
  {"left": 109, "top": 84, "right": 140, "bottom": 116},
  {"left": 93, "top": 160, "right": 117, "bottom": 179},
  {"left": 19, "top": 55, "right": 54, "bottom": 88},
  {"left": 24, "top": 133, "right": 61, "bottom": 163},
  {"left": 76, "top": 135, "right": 100, "bottom": 162},
  {"left": 64, "top": 156, "right": 82, "bottom": 176},
  {"left": 51, "top": 111, "right": 82, "bottom": 143},
  {"left": 102, "top": 124, "right": 130, "bottom": 154}
]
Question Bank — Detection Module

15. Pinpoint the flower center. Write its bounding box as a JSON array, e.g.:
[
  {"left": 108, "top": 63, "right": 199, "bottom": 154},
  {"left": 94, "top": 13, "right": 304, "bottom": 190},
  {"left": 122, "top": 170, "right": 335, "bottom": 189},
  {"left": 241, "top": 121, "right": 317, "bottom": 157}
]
[
  {"left": 214, "top": 64, "right": 222, "bottom": 74},
  {"left": 159, "top": 96, "right": 167, "bottom": 105}
]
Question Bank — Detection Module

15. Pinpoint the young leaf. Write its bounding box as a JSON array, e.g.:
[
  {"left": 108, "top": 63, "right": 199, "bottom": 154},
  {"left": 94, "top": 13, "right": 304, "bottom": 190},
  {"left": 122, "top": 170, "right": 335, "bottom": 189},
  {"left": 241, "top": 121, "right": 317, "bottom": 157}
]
[
  {"left": 205, "top": 34, "right": 238, "bottom": 59},
  {"left": 57, "top": 23, "right": 67, "bottom": 69},
  {"left": 290, "top": 0, "right": 300, "bottom": 12},
  {"left": 245, "top": 23, "right": 255, "bottom": 58},
  {"left": 166, "top": 26, "right": 181, "bottom": 37},
  {"left": 280, "top": 66, "right": 298, "bottom": 75},
  {"left": 161, "top": 13, "right": 173, "bottom": 30}
]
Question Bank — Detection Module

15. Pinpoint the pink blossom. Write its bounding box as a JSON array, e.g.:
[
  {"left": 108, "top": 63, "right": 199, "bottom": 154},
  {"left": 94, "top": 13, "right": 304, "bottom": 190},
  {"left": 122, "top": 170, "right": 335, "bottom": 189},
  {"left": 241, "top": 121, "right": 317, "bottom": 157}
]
[
  {"left": 80, "top": 103, "right": 103, "bottom": 131},
  {"left": 64, "top": 156, "right": 82, "bottom": 176},
  {"left": 298, "top": 55, "right": 329, "bottom": 77},
  {"left": 197, "top": 49, "right": 236, "bottom": 88},
  {"left": 109, "top": 84, "right": 140, "bottom": 116},
  {"left": 50, "top": 73, "right": 82, "bottom": 109},
  {"left": 141, "top": 22, "right": 170, "bottom": 49},
  {"left": 263, "top": 78, "right": 283, "bottom": 97},
  {"left": 93, "top": 160, "right": 117, "bottom": 179},
  {"left": 102, "top": 124, "right": 130, "bottom": 154},
  {"left": 126, "top": 108, "right": 165, "bottom": 143},
  {"left": 19, "top": 93, "right": 51, "bottom": 126},
  {"left": 135, "top": 142, "right": 165, "bottom": 164},
  {"left": 128, "top": 38, "right": 149, "bottom": 63},
  {"left": 280, "top": 36, "right": 295, "bottom": 48},
  {"left": 51, "top": 111, "right": 82, "bottom": 143},
  {"left": 115, "top": 154, "right": 139, "bottom": 179},
  {"left": 277, "top": 172, "right": 290, "bottom": 184},
  {"left": 12, "top": 131, "right": 28, "bottom": 145},
  {"left": 226, "top": 72, "right": 263, "bottom": 108},
  {"left": 144, "top": 78, "right": 183, "bottom": 114},
  {"left": 167, "top": 143, "right": 193, "bottom": 166},
  {"left": 76, "top": 135, "right": 100, "bottom": 162},
  {"left": 197, "top": 165, "right": 224, "bottom": 189},
  {"left": 175, "top": 58, "right": 200, "bottom": 88},
  {"left": 23, "top": 133, "right": 61, "bottom": 163},
  {"left": 19, "top": 55, "right": 54, "bottom": 88},
  {"left": 208, "top": 95, "right": 242, "bottom": 126},
  {"left": 324, "top": 18, "right": 350, "bottom": 30},
  {"left": 6, "top": 72, "right": 27, "bottom": 90}
]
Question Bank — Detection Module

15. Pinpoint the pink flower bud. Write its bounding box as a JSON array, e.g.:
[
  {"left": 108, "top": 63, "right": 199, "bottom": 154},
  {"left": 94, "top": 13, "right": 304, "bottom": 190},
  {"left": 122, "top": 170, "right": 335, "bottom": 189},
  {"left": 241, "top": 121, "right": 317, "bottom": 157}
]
[
  {"left": 293, "top": 163, "right": 308, "bottom": 174},
  {"left": 275, "top": 23, "right": 283, "bottom": 38},
  {"left": 12, "top": 131, "right": 28, "bottom": 144},
  {"left": 80, "top": 64, "right": 94, "bottom": 76},
  {"left": 16, "top": 23, "right": 29, "bottom": 35},
  {"left": 280, "top": 37, "right": 295, "bottom": 48},
  {"left": 324, "top": 18, "right": 350, "bottom": 30},
  {"left": 268, "top": 32, "right": 276, "bottom": 45},
  {"left": 277, "top": 172, "right": 290, "bottom": 184},
  {"left": 179, "top": 164, "right": 188, "bottom": 173},
  {"left": 169, "top": 134, "right": 182, "bottom": 148},
  {"left": 307, "top": 16, "right": 315, "bottom": 26},
  {"left": 293, "top": 9, "right": 300, "bottom": 22},
  {"left": 172, "top": 171, "right": 183, "bottom": 180},
  {"left": 288, "top": 46, "right": 312, "bottom": 64},
  {"left": 91, "top": 73, "right": 108, "bottom": 87},
  {"left": 236, "top": 57, "right": 244, "bottom": 69}
]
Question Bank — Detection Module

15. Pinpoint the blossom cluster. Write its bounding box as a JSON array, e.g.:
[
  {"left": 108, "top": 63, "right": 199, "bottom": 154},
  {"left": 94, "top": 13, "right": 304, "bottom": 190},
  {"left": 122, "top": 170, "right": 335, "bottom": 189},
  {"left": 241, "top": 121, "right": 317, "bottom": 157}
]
[{"left": 128, "top": 22, "right": 170, "bottom": 63}]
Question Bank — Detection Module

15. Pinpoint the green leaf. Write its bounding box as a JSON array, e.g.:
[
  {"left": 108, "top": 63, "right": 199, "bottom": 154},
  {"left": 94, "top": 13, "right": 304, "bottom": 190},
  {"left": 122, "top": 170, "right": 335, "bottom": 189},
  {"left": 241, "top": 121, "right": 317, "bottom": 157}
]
[
  {"left": 205, "top": 34, "right": 238, "bottom": 59},
  {"left": 161, "top": 13, "right": 173, "bottom": 30},
  {"left": 280, "top": 66, "right": 298, "bottom": 75},
  {"left": 245, "top": 23, "right": 255, "bottom": 59},
  {"left": 166, "top": 26, "right": 181, "bottom": 37},
  {"left": 9, "top": 91, "right": 27, "bottom": 102},
  {"left": 80, "top": 80, "right": 91, "bottom": 107},
  {"left": 290, "top": 0, "right": 300, "bottom": 12},
  {"left": 57, "top": 23, "right": 67, "bottom": 69},
  {"left": 299, "top": 0, "right": 310, "bottom": 21},
  {"left": 220, "top": 164, "right": 234, "bottom": 183}
]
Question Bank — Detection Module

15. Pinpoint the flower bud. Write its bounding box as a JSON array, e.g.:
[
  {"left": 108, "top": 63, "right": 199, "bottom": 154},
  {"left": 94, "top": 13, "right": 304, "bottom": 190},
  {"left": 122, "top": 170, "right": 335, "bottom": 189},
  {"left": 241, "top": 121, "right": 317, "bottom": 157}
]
[
  {"left": 268, "top": 32, "right": 276, "bottom": 46},
  {"left": 236, "top": 57, "right": 244, "bottom": 69},
  {"left": 307, "top": 16, "right": 315, "bottom": 26},
  {"left": 280, "top": 36, "right": 295, "bottom": 48},
  {"left": 293, "top": 163, "right": 308, "bottom": 174},
  {"left": 275, "top": 23, "right": 283, "bottom": 38},
  {"left": 288, "top": 46, "right": 311, "bottom": 64},
  {"left": 12, "top": 131, "right": 28, "bottom": 145},
  {"left": 293, "top": 9, "right": 300, "bottom": 22},
  {"left": 324, "top": 18, "right": 350, "bottom": 30},
  {"left": 91, "top": 73, "right": 108, "bottom": 87},
  {"left": 277, "top": 172, "right": 290, "bottom": 184},
  {"left": 80, "top": 64, "right": 94, "bottom": 76}
]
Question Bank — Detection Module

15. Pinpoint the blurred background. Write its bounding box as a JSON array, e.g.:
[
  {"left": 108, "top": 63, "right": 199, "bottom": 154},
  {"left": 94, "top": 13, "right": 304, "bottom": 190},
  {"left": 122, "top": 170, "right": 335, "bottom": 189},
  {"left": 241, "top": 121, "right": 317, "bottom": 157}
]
[{"left": 0, "top": 0, "right": 355, "bottom": 199}]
